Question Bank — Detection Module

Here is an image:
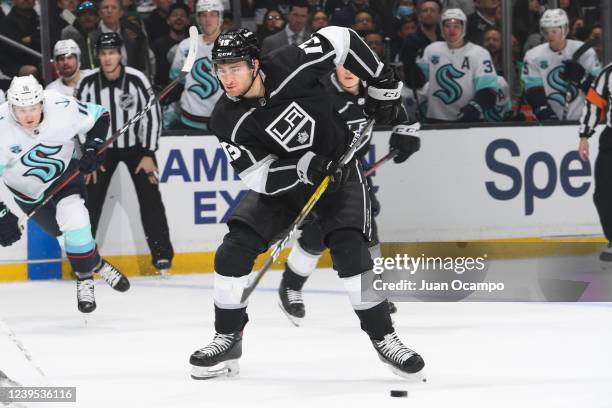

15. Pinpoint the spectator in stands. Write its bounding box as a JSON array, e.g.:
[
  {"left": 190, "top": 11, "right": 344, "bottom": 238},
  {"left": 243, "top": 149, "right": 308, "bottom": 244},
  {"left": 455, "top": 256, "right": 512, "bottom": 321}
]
[
  {"left": 588, "top": 24, "right": 603, "bottom": 62},
  {"left": 91, "top": 0, "right": 153, "bottom": 76},
  {"left": 151, "top": 2, "right": 189, "bottom": 88},
  {"left": 352, "top": 10, "right": 376, "bottom": 33},
  {"left": 390, "top": 16, "right": 418, "bottom": 61},
  {"left": 522, "top": 8, "right": 600, "bottom": 121},
  {"left": 399, "top": 0, "right": 442, "bottom": 90},
  {"left": 307, "top": 0, "right": 325, "bottom": 12},
  {"left": 330, "top": 0, "right": 374, "bottom": 28},
  {"left": 0, "top": 0, "right": 41, "bottom": 78},
  {"left": 62, "top": 1, "right": 100, "bottom": 70},
  {"left": 392, "top": 0, "right": 415, "bottom": 21},
  {"left": 121, "top": 0, "right": 145, "bottom": 29},
  {"left": 52, "top": 0, "right": 79, "bottom": 45},
  {"left": 222, "top": 11, "right": 236, "bottom": 32},
  {"left": 466, "top": 0, "right": 498, "bottom": 45},
  {"left": 512, "top": 0, "right": 541, "bottom": 47},
  {"left": 364, "top": 31, "right": 385, "bottom": 60},
  {"left": 417, "top": 8, "right": 497, "bottom": 122},
  {"left": 257, "top": 8, "right": 284, "bottom": 44},
  {"left": 440, "top": 0, "right": 475, "bottom": 16},
  {"left": 310, "top": 9, "right": 329, "bottom": 32},
  {"left": 560, "top": 0, "right": 582, "bottom": 25},
  {"left": 145, "top": 0, "right": 174, "bottom": 45},
  {"left": 261, "top": 0, "right": 310, "bottom": 56},
  {"left": 483, "top": 26, "right": 501, "bottom": 73},
  {"left": 569, "top": 17, "right": 589, "bottom": 41}
]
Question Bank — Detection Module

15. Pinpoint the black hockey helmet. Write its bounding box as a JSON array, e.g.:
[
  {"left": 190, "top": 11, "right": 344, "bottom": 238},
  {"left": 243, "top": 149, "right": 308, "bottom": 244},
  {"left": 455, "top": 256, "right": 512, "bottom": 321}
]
[
  {"left": 95, "top": 32, "right": 123, "bottom": 54},
  {"left": 212, "top": 28, "right": 260, "bottom": 66}
]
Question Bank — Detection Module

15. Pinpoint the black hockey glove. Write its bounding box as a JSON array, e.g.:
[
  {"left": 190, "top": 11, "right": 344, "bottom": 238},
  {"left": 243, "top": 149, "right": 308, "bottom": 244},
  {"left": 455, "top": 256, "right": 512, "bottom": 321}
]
[
  {"left": 365, "top": 67, "right": 403, "bottom": 125},
  {"left": 297, "top": 152, "right": 351, "bottom": 192},
  {"left": 534, "top": 105, "right": 558, "bottom": 121},
  {"left": 389, "top": 122, "right": 421, "bottom": 163},
  {"left": 561, "top": 60, "right": 586, "bottom": 84},
  {"left": 0, "top": 202, "right": 22, "bottom": 247},
  {"left": 79, "top": 138, "right": 106, "bottom": 174},
  {"left": 458, "top": 101, "right": 484, "bottom": 123}
]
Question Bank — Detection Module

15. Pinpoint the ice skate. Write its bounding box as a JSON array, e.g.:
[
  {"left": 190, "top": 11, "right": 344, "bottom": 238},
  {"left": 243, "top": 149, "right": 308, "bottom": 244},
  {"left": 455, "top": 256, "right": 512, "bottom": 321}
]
[
  {"left": 372, "top": 332, "right": 425, "bottom": 381},
  {"left": 154, "top": 259, "right": 171, "bottom": 278},
  {"left": 76, "top": 278, "right": 96, "bottom": 313},
  {"left": 96, "top": 260, "right": 130, "bottom": 292},
  {"left": 599, "top": 243, "right": 612, "bottom": 263},
  {"left": 190, "top": 332, "right": 242, "bottom": 379},
  {"left": 278, "top": 277, "right": 305, "bottom": 326}
]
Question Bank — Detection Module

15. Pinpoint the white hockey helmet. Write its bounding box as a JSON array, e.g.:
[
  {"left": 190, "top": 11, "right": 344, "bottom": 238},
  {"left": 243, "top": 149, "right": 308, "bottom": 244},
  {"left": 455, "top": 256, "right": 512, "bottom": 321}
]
[
  {"left": 7, "top": 75, "right": 44, "bottom": 108},
  {"left": 540, "top": 8, "right": 569, "bottom": 38},
  {"left": 54, "top": 39, "right": 81, "bottom": 58},
  {"left": 440, "top": 8, "right": 467, "bottom": 40},
  {"left": 196, "top": 0, "right": 224, "bottom": 15}
]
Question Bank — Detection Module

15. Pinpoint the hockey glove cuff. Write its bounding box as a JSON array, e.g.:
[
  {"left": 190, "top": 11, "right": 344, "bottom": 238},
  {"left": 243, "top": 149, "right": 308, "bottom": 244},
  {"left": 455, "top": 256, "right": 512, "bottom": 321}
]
[
  {"left": 458, "top": 101, "right": 484, "bottom": 123},
  {"left": 0, "top": 202, "right": 22, "bottom": 247},
  {"left": 389, "top": 122, "right": 421, "bottom": 163},
  {"left": 297, "top": 152, "right": 351, "bottom": 192},
  {"left": 365, "top": 67, "right": 403, "bottom": 125}
]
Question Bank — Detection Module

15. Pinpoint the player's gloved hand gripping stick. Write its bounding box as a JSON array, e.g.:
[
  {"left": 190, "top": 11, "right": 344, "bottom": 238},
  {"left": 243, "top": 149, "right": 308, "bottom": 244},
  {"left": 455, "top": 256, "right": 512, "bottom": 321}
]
[
  {"left": 562, "top": 37, "right": 601, "bottom": 121},
  {"left": 17, "top": 26, "right": 200, "bottom": 231},
  {"left": 240, "top": 118, "right": 376, "bottom": 303}
]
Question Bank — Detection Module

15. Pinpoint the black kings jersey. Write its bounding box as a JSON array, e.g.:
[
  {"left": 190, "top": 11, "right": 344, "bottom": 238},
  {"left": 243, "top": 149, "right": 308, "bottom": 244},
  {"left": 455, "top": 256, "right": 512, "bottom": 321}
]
[{"left": 210, "top": 26, "right": 386, "bottom": 196}]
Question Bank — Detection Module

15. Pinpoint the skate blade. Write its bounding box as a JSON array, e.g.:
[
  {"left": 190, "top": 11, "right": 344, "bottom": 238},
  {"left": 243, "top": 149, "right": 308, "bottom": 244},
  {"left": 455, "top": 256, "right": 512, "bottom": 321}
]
[
  {"left": 157, "top": 269, "right": 170, "bottom": 279},
  {"left": 190, "top": 360, "right": 239, "bottom": 380},
  {"left": 277, "top": 301, "right": 302, "bottom": 327},
  {"left": 388, "top": 365, "right": 427, "bottom": 383}
]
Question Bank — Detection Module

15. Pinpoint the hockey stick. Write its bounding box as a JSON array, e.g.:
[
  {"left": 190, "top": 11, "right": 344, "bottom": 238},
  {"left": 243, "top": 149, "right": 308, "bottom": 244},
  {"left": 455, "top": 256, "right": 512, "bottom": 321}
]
[
  {"left": 240, "top": 119, "right": 376, "bottom": 303},
  {"left": 562, "top": 37, "right": 601, "bottom": 120},
  {"left": 17, "top": 26, "right": 199, "bottom": 231},
  {"left": 364, "top": 149, "right": 399, "bottom": 177},
  {"left": 0, "top": 319, "right": 45, "bottom": 377}
]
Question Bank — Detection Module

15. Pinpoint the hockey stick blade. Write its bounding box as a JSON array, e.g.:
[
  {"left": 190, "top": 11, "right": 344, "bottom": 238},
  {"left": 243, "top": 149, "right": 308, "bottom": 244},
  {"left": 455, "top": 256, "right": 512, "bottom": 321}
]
[
  {"left": 17, "top": 29, "right": 200, "bottom": 231},
  {"left": 240, "top": 119, "right": 375, "bottom": 303},
  {"left": 182, "top": 26, "right": 199, "bottom": 73}
]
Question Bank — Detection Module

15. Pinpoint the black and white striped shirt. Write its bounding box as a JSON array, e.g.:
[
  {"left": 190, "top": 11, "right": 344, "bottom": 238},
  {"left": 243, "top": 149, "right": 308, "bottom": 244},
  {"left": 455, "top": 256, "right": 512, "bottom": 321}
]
[
  {"left": 75, "top": 66, "right": 161, "bottom": 152},
  {"left": 579, "top": 63, "right": 612, "bottom": 138}
]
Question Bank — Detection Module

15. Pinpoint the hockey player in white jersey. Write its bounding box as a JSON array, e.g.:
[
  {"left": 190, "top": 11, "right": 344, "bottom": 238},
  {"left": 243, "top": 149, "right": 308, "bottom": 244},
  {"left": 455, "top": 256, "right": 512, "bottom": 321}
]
[
  {"left": 46, "top": 39, "right": 90, "bottom": 96},
  {"left": 484, "top": 76, "right": 512, "bottom": 122},
  {"left": 167, "top": 0, "right": 224, "bottom": 130},
  {"left": 522, "top": 8, "right": 601, "bottom": 121},
  {"left": 417, "top": 8, "right": 498, "bottom": 122},
  {"left": 0, "top": 76, "right": 130, "bottom": 313}
]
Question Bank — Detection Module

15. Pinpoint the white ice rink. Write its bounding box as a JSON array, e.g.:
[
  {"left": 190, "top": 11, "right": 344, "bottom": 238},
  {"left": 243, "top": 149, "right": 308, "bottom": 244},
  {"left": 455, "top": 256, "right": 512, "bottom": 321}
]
[{"left": 1, "top": 269, "right": 611, "bottom": 408}]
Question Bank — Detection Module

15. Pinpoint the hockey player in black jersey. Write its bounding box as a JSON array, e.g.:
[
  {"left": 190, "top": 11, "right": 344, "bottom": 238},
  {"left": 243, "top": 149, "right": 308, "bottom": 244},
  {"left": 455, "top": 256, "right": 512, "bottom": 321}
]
[
  {"left": 277, "top": 65, "right": 421, "bottom": 326},
  {"left": 189, "top": 27, "right": 425, "bottom": 380}
]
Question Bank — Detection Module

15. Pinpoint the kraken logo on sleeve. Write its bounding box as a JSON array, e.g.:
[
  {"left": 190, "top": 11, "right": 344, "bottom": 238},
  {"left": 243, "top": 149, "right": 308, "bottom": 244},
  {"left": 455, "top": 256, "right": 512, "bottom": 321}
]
[{"left": 21, "top": 144, "right": 65, "bottom": 183}]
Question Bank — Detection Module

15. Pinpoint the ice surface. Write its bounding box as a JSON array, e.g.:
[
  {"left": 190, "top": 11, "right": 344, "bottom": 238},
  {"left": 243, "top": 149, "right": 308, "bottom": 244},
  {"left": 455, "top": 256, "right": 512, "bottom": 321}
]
[{"left": 0, "top": 269, "right": 611, "bottom": 408}]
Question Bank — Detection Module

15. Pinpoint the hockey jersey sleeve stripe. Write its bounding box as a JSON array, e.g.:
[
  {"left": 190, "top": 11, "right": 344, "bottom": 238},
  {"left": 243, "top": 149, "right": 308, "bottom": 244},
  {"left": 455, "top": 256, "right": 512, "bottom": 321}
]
[
  {"left": 85, "top": 103, "right": 108, "bottom": 121},
  {"left": 239, "top": 155, "right": 276, "bottom": 193},
  {"left": 586, "top": 87, "right": 608, "bottom": 110},
  {"left": 522, "top": 76, "right": 544, "bottom": 90}
]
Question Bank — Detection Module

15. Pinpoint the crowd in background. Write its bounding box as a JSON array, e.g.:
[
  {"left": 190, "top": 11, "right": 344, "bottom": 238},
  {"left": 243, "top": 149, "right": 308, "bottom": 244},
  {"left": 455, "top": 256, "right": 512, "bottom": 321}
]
[{"left": 0, "top": 0, "right": 606, "bottom": 126}]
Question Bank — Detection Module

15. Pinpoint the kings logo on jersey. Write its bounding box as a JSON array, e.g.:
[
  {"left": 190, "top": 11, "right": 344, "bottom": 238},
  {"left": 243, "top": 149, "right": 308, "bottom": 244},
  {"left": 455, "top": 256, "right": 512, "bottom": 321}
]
[
  {"left": 21, "top": 144, "right": 65, "bottom": 183},
  {"left": 265, "top": 102, "right": 315, "bottom": 152}
]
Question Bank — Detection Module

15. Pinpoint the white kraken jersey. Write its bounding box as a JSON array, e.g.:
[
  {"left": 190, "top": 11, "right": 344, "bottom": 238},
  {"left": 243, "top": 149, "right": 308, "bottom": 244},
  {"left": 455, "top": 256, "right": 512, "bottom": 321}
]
[
  {"left": 169, "top": 35, "right": 224, "bottom": 129},
  {"left": 522, "top": 39, "right": 601, "bottom": 120},
  {"left": 0, "top": 90, "right": 106, "bottom": 201},
  {"left": 418, "top": 41, "right": 498, "bottom": 121},
  {"left": 46, "top": 70, "right": 92, "bottom": 96}
]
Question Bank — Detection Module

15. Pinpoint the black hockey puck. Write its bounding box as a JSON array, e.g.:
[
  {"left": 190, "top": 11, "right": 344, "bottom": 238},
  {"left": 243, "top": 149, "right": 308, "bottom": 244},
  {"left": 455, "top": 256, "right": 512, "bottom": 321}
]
[{"left": 390, "top": 390, "right": 408, "bottom": 398}]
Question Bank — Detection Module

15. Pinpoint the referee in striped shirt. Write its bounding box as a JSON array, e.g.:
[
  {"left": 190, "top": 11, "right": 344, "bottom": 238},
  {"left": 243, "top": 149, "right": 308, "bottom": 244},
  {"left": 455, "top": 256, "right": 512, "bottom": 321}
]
[
  {"left": 579, "top": 62, "right": 612, "bottom": 261},
  {"left": 75, "top": 32, "right": 174, "bottom": 273}
]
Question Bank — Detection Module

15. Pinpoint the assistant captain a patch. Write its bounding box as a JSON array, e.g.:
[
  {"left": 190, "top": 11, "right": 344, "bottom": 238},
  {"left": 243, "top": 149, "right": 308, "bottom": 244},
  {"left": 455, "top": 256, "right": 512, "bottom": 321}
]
[{"left": 265, "top": 102, "right": 315, "bottom": 152}]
